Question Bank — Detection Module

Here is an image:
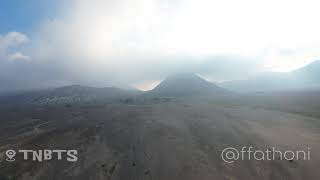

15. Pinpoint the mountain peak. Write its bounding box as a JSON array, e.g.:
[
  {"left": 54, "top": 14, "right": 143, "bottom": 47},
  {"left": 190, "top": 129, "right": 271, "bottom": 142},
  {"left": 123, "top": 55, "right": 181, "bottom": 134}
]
[
  {"left": 307, "top": 60, "right": 320, "bottom": 66},
  {"left": 305, "top": 60, "right": 320, "bottom": 69},
  {"left": 151, "top": 73, "right": 229, "bottom": 97},
  {"left": 293, "top": 60, "right": 320, "bottom": 75},
  {"left": 166, "top": 73, "right": 200, "bottom": 79},
  {"left": 220, "top": 60, "right": 320, "bottom": 92}
]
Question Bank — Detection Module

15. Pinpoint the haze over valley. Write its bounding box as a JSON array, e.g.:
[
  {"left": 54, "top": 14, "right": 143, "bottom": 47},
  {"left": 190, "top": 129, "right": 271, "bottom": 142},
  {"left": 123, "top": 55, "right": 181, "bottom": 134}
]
[
  {"left": 1, "top": 68, "right": 320, "bottom": 179},
  {"left": 1, "top": 0, "right": 320, "bottom": 179}
]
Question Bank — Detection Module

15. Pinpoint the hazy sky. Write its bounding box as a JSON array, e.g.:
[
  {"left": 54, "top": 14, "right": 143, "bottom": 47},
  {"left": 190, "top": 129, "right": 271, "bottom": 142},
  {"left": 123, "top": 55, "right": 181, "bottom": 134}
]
[{"left": 1, "top": 0, "right": 320, "bottom": 91}]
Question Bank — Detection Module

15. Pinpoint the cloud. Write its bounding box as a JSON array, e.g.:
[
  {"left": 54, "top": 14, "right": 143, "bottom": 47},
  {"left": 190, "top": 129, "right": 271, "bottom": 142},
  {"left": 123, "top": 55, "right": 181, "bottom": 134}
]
[
  {"left": 262, "top": 47, "right": 320, "bottom": 72},
  {"left": 0, "top": 31, "right": 30, "bottom": 61},
  {"left": 29, "top": 0, "right": 267, "bottom": 86},
  {"left": 2, "top": 0, "right": 320, "bottom": 91},
  {"left": 8, "top": 52, "right": 31, "bottom": 61},
  {"left": 0, "top": 32, "right": 29, "bottom": 48},
  {"left": 34, "top": 0, "right": 320, "bottom": 68}
]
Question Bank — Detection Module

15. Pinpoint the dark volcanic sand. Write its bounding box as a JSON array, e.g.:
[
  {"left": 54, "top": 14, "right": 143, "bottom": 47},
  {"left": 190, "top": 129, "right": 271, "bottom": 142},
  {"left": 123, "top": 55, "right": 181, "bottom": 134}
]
[{"left": 0, "top": 98, "right": 319, "bottom": 180}]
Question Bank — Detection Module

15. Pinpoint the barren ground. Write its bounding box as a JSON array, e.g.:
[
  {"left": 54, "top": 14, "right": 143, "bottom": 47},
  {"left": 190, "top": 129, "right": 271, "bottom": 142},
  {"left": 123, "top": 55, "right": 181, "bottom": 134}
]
[{"left": 0, "top": 98, "right": 319, "bottom": 180}]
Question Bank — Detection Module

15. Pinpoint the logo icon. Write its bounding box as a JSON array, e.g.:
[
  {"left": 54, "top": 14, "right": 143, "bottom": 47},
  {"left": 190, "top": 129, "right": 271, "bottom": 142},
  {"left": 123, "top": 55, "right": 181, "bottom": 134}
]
[{"left": 5, "top": 150, "right": 16, "bottom": 162}]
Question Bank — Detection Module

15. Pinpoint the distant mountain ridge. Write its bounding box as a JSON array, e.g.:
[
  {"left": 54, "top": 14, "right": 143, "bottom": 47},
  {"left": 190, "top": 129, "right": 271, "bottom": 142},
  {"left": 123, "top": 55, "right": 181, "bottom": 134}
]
[
  {"left": 149, "top": 73, "right": 230, "bottom": 97},
  {"left": 0, "top": 85, "right": 140, "bottom": 105},
  {"left": 0, "top": 74, "right": 231, "bottom": 106},
  {"left": 220, "top": 61, "right": 320, "bottom": 92},
  {"left": 3, "top": 60, "right": 319, "bottom": 104}
]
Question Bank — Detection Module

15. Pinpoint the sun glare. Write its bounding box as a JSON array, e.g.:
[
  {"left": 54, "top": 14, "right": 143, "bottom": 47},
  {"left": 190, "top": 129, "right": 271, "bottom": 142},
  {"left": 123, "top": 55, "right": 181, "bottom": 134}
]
[{"left": 133, "top": 80, "right": 161, "bottom": 91}]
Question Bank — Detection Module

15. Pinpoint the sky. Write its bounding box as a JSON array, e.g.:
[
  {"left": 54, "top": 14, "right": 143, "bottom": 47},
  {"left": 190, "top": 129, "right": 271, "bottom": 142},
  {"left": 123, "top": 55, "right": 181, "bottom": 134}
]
[{"left": 1, "top": 0, "right": 320, "bottom": 92}]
